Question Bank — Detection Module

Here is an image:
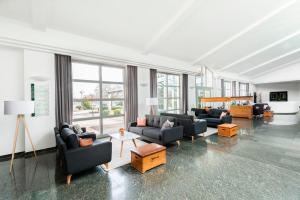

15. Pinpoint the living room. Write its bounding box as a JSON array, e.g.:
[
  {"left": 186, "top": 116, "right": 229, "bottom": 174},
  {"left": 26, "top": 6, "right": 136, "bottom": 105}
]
[{"left": 0, "top": 1, "right": 300, "bottom": 199}]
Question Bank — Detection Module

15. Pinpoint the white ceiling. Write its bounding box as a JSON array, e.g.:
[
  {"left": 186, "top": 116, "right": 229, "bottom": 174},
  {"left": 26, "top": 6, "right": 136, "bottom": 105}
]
[{"left": 0, "top": 0, "right": 300, "bottom": 79}]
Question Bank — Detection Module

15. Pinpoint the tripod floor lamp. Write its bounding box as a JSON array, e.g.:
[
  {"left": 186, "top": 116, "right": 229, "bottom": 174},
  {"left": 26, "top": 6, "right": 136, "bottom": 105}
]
[{"left": 4, "top": 101, "right": 37, "bottom": 173}]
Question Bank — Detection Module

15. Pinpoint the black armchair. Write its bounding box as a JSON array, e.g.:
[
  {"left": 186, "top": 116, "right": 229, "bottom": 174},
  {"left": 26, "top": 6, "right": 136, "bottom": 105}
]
[{"left": 55, "top": 125, "right": 112, "bottom": 185}]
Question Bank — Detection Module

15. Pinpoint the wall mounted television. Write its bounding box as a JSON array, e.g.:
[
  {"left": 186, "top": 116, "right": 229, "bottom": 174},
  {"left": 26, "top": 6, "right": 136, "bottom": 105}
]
[{"left": 269, "top": 91, "right": 288, "bottom": 101}]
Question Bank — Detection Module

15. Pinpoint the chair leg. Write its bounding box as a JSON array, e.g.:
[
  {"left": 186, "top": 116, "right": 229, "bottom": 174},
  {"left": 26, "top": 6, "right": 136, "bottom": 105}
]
[
  {"left": 191, "top": 136, "right": 195, "bottom": 143},
  {"left": 176, "top": 140, "right": 180, "bottom": 146},
  {"left": 67, "top": 175, "right": 72, "bottom": 185}
]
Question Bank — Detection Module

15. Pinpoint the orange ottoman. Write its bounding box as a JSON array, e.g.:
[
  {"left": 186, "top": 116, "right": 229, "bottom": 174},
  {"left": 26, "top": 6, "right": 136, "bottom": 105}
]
[
  {"left": 131, "top": 143, "right": 166, "bottom": 173},
  {"left": 218, "top": 124, "right": 238, "bottom": 137}
]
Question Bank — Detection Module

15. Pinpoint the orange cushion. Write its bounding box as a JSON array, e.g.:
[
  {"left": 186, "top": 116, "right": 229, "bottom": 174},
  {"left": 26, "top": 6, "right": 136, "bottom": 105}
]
[
  {"left": 137, "top": 118, "right": 146, "bottom": 127},
  {"left": 79, "top": 138, "right": 93, "bottom": 147}
]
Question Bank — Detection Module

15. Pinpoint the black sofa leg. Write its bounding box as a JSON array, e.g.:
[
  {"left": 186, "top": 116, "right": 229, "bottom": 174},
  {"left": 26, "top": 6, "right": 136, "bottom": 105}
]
[{"left": 67, "top": 175, "right": 72, "bottom": 185}]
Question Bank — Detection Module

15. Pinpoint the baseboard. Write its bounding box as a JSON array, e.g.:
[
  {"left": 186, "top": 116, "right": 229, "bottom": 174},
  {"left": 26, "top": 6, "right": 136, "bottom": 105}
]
[{"left": 0, "top": 147, "right": 57, "bottom": 162}]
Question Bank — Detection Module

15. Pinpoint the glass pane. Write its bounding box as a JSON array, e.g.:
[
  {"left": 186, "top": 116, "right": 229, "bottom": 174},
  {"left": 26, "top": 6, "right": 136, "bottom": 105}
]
[
  {"left": 72, "top": 62, "right": 99, "bottom": 81},
  {"left": 102, "top": 84, "right": 124, "bottom": 99},
  {"left": 204, "top": 89, "right": 211, "bottom": 97},
  {"left": 167, "top": 98, "right": 179, "bottom": 110},
  {"left": 206, "top": 70, "right": 213, "bottom": 87},
  {"left": 157, "top": 73, "right": 167, "bottom": 87},
  {"left": 158, "top": 86, "right": 167, "bottom": 98},
  {"left": 73, "top": 82, "right": 100, "bottom": 99},
  {"left": 168, "top": 87, "right": 179, "bottom": 98},
  {"left": 103, "top": 117, "right": 125, "bottom": 135},
  {"left": 73, "top": 101, "right": 100, "bottom": 119},
  {"left": 102, "top": 67, "right": 123, "bottom": 82},
  {"left": 73, "top": 119, "right": 100, "bottom": 134},
  {"left": 196, "top": 76, "right": 202, "bottom": 86},
  {"left": 168, "top": 75, "right": 179, "bottom": 86},
  {"left": 102, "top": 101, "right": 124, "bottom": 117},
  {"left": 158, "top": 98, "right": 167, "bottom": 111}
]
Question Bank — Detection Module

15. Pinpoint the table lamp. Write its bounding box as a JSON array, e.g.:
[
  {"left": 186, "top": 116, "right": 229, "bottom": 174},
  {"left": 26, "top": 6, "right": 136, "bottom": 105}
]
[
  {"left": 146, "top": 98, "right": 158, "bottom": 115},
  {"left": 4, "top": 100, "right": 37, "bottom": 173}
]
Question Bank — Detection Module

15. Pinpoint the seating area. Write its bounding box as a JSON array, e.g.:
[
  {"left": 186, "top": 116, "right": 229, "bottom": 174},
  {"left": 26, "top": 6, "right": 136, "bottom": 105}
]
[{"left": 0, "top": 1, "right": 300, "bottom": 199}]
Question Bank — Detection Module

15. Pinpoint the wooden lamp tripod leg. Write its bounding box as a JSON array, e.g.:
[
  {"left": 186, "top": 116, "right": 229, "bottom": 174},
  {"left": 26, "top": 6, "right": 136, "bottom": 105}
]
[
  {"left": 22, "top": 116, "right": 37, "bottom": 159},
  {"left": 10, "top": 115, "right": 20, "bottom": 173}
]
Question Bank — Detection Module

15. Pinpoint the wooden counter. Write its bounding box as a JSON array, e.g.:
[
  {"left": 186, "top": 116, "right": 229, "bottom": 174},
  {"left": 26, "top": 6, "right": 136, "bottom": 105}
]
[{"left": 229, "top": 105, "right": 253, "bottom": 119}]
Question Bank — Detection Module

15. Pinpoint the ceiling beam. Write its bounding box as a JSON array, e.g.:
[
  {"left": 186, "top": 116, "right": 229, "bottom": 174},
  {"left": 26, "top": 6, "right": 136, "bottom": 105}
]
[
  {"left": 239, "top": 47, "right": 300, "bottom": 75},
  {"left": 220, "top": 30, "right": 300, "bottom": 71},
  {"left": 143, "top": 0, "right": 198, "bottom": 54},
  {"left": 250, "top": 58, "right": 300, "bottom": 79},
  {"left": 192, "top": 0, "right": 297, "bottom": 65}
]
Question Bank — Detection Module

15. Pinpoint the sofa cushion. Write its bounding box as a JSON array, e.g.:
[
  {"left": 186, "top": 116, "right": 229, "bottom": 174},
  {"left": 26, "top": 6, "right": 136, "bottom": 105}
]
[
  {"left": 153, "top": 116, "right": 161, "bottom": 128},
  {"left": 143, "top": 127, "right": 161, "bottom": 140},
  {"left": 59, "top": 122, "right": 70, "bottom": 132},
  {"left": 129, "top": 126, "right": 146, "bottom": 135},
  {"left": 61, "top": 128, "right": 79, "bottom": 149},
  {"left": 205, "top": 118, "right": 222, "bottom": 123},
  {"left": 145, "top": 115, "right": 161, "bottom": 128}
]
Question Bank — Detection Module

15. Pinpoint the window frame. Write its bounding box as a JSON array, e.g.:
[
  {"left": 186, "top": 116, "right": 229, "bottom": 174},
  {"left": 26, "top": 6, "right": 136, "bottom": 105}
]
[
  {"left": 72, "top": 60, "right": 125, "bottom": 135},
  {"left": 157, "top": 72, "right": 181, "bottom": 113},
  {"left": 195, "top": 67, "right": 214, "bottom": 106}
]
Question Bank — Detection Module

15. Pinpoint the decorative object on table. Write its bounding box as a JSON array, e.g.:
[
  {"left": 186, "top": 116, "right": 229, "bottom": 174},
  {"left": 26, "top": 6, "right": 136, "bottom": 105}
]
[
  {"left": 119, "top": 128, "right": 125, "bottom": 136},
  {"left": 217, "top": 124, "right": 238, "bottom": 137},
  {"left": 79, "top": 138, "right": 93, "bottom": 147},
  {"left": 131, "top": 143, "right": 166, "bottom": 173},
  {"left": 30, "top": 83, "right": 49, "bottom": 117},
  {"left": 110, "top": 131, "right": 139, "bottom": 157},
  {"left": 146, "top": 97, "right": 158, "bottom": 115},
  {"left": 4, "top": 100, "right": 37, "bottom": 173}
]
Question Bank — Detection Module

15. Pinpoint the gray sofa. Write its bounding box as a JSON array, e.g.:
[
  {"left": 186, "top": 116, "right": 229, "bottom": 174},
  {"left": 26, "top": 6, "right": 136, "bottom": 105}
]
[{"left": 128, "top": 115, "right": 183, "bottom": 145}]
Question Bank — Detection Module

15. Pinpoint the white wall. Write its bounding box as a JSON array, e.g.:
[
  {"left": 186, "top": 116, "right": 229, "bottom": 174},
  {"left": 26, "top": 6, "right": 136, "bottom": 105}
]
[
  {"left": 255, "top": 82, "right": 300, "bottom": 102},
  {"left": 0, "top": 45, "right": 56, "bottom": 156},
  {"left": 23, "top": 50, "right": 56, "bottom": 152},
  {"left": 0, "top": 46, "right": 25, "bottom": 156},
  {"left": 137, "top": 68, "right": 150, "bottom": 117}
]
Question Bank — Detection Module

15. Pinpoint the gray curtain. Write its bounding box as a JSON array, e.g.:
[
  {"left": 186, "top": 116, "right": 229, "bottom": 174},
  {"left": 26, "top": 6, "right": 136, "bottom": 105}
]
[
  {"left": 221, "top": 79, "right": 225, "bottom": 97},
  {"left": 182, "top": 74, "right": 188, "bottom": 114},
  {"left": 150, "top": 69, "right": 157, "bottom": 98},
  {"left": 55, "top": 54, "right": 73, "bottom": 128},
  {"left": 125, "top": 65, "right": 138, "bottom": 126},
  {"left": 232, "top": 81, "right": 236, "bottom": 96},
  {"left": 246, "top": 83, "right": 250, "bottom": 96}
]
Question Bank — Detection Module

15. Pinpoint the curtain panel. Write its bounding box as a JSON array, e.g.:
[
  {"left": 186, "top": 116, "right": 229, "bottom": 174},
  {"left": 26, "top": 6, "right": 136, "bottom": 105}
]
[
  {"left": 55, "top": 54, "right": 73, "bottom": 128},
  {"left": 125, "top": 65, "right": 138, "bottom": 127},
  {"left": 150, "top": 69, "right": 157, "bottom": 98},
  {"left": 182, "top": 74, "right": 188, "bottom": 114}
]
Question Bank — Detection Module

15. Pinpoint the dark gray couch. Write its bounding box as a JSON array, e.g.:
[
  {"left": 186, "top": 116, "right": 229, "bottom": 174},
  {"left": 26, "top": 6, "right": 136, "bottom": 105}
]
[
  {"left": 160, "top": 113, "right": 207, "bottom": 141},
  {"left": 192, "top": 108, "right": 232, "bottom": 128},
  {"left": 128, "top": 115, "right": 183, "bottom": 145},
  {"left": 55, "top": 123, "right": 112, "bottom": 184}
]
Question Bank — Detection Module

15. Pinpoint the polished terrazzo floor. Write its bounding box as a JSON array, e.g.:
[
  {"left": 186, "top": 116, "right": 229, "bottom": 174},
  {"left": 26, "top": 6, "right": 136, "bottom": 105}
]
[{"left": 1, "top": 114, "right": 300, "bottom": 200}]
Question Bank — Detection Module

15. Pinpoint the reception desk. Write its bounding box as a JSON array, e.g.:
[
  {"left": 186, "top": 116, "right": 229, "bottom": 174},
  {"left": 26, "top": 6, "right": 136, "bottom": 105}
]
[
  {"left": 229, "top": 105, "right": 253, "bottom": 119},
  {"left": 268, "top": 101, "right": 300, "bottom": 114}
]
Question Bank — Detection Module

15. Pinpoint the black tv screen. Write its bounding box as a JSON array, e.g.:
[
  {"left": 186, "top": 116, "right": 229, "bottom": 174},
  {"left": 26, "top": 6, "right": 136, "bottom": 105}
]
[{"left": 270, "top": 91, "right": 288, "bottom": 101}]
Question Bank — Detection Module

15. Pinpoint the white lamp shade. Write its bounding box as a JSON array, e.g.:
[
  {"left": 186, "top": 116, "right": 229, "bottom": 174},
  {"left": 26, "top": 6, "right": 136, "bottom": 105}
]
[
  {"left": 4, "top": 101, "right": 34, "bottom": 115},
  {"left": 146, "top": 98, "right": 158, "bottom": 106}
]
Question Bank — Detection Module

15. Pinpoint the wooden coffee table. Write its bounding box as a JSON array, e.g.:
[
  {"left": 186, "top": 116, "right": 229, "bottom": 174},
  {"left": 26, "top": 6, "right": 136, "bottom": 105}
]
[
  {"left": 218, "top": 124, "right": 238, "bottom": 137},
  {"left": 110, "top": 131, "right": 140, "bottom": 157}
]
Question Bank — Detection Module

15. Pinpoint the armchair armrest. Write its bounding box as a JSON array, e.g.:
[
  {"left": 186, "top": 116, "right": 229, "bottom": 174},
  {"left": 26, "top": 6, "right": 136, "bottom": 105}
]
[
  {"left": 64, "top": 141, "right": 112, "bottom": 174},
  {"left": 161, "top": 126, "right": 183, "bottom": 145},
  {"left": 128, "top": 121, "right": 137, "bottom": 130}
]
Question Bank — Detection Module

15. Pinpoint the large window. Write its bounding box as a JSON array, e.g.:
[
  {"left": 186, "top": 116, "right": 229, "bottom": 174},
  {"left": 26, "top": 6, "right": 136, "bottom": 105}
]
[
  {"left": 239, "top": 83, "right": 247, "bottom": 96},
  {"left": 195, "top": 67, "right": 214, "bottom": 106},
  {"left": 72, "top": 62, "right": 124, "bottom": 135},
  {"left": 157, "top": 73, "right": 180, "bottom": 113},
  {"left": 224, "top": 81, "right": 232, "bottom": 97}
]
